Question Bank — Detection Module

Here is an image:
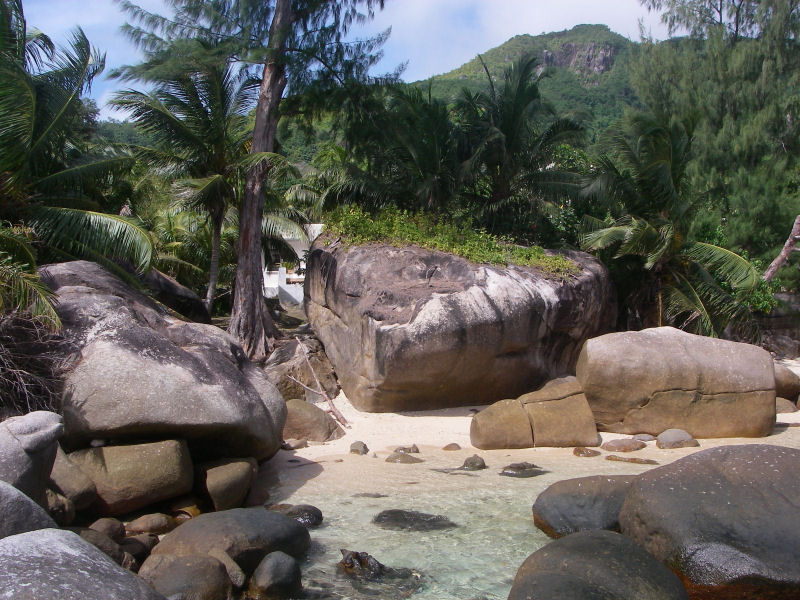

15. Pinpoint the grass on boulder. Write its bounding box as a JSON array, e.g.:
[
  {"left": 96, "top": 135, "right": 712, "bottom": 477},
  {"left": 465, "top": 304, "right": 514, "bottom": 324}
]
[{"left": 323, "top": 206, "right": 580, "bottom": 278}]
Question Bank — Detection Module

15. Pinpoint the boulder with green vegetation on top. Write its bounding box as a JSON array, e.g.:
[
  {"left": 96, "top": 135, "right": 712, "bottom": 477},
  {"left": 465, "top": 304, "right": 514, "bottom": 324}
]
[{"left": 304, "top": 216, "right": 615, "bottom": 412}]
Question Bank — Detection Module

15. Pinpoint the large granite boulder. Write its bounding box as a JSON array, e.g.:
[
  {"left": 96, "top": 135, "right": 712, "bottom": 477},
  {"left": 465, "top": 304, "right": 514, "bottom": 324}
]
[
  {"left": 151, "top": 507, "right": 311, "bottom": 574},
  {"left": 305, "top": 243, "right": 615, "bottom": 411},
  {"left": 67, "top": 440, "right": 193, "bottom": 516},
  {"left": 0, "top": 528, "right": 166, "bottom": 600},
  {"left": 508, "top": 530, "right": 688, "bottom": 600},
  {"left": 264, "top": 336, "right": 339, "bottom": 403},
  {"left": 470, "top": 377, "right": 599, "bottom": 449},
  {"left": 0, "top": 480, "right": 57, "bottom": 540},
  {"left": 532, "top": 475, "right": 636, "bottom": 538},
  {"left": 40, "top": 261, "right": 285, "bottom": 460},
  {"left": 142, "top": 267, "right": 210, "bottom": 323},
  {"left": 283, "top": 398, "right": 344, "bottom": 442},
  {"left": 138, "top": 554, "right": 232, "bottom": 600},
  {"left": 619, "top": 445, "right": 800, "bottom": 599},
  {"left": 0, "top": 411, "right": 62, "bottom": 505},
  {"left": 49, "top": 445, "right": 97, "bottom": 510},
  {"left": 576, "top": 327, "right": 775, "bottom": 437}
]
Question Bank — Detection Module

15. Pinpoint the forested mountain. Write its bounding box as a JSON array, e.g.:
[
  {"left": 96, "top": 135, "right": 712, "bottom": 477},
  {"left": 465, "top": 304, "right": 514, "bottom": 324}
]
[{"left": 421, "top": 24, "right": 641, "bottom": 141}]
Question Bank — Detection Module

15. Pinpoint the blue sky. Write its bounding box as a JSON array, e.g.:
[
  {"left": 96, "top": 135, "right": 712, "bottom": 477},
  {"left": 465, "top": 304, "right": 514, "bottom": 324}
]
[{"left": 23, "top": 0, "right": 670, "bottom": 119}]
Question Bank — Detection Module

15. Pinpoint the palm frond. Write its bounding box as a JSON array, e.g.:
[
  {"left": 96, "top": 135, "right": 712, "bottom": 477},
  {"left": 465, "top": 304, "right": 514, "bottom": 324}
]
[{"left": 683, "top": 241, "right": 759, "bottom": 291}]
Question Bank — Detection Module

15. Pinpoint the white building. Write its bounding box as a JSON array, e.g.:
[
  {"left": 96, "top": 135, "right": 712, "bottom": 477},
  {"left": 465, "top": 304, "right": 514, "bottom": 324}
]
[{"left": 263, "top": 223, "right": 324, "bottom": 305}]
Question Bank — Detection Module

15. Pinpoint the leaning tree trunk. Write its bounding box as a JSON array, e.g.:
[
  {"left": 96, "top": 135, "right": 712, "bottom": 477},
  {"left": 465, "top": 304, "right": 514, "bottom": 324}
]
[
  {"left": 763, "top": 214, "right": 800, "bottom": 282},
  {"left": 228, "top": 0, "right": 292, "bottom": 361},
  {"left": 204, "top": 209, "right": 223, "bottom": 314}
]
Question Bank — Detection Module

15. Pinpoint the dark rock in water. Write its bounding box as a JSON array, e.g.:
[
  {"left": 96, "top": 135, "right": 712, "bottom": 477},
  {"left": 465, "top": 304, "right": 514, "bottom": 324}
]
[
  {"left": 305, "top": 242, "right": 615, "bottom": 412},
  {"left": 606, "top": 455, "right": 659, "bottom": 465},
  {"left": 338, "top": 549, "right": 421, "bottom": 587},
  {"left": 394, "top": 444, "right": 419, "bottom": 454},
  {"left": 372, "top": 509, "right": 458, "bottom": 531},
  {"left": 0, "top": 528, "right": 166, "bottom": 600},
  {"left": 269, "top": 503, "right": 324, "bottom": 528},
  {"left": 532, "top": 475, "right": 637, "bottom": 538},
  {"left": 656, "top": 429, "right": 699, "bottom": 449},
  {"left": 249, "top": 551, "right": 302, "bottom": 599},
  {"left": 385, "top": 452, "right": 423, "bottom": 464},
  {"left": 460, "top": 454, "right": 487, "bottom": 471},
  {"left": 138, "top": 553, "right": 230, "bottom": 600},
  {"left": 352, "top": 492, "right": 388, "bottom": 498},
  {"left": 350, "top": 441, "right": 369, "bottom": 455},
  {"left": 151, "top": 507, "right": 310, "bottom": 574},
  {"left": 508, "top": 530, "right": 689, "bottom": 600},
  {"left": 500, "top": 462, "right": 548, "bottom": 478},
  {"left": 0, "top": 480, "right": 57, "bottom": 540},
  {"left": 442, "top": 443, "right": 461, "bottom": 451},
  {"left": 0, "top": 411, "right": 62, "bottom": 506},
  {"left": 620, "top": 444, "right": 800, "bottom": 599},
  {"left": 601, "top": 438, "right": 646, "bottom": 452},
  {"left": 573, "top": 447, "right": 601, "bottom": 457}
]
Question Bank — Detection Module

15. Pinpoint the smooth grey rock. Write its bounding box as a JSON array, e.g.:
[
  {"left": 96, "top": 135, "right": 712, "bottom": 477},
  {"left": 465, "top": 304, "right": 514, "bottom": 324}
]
[
  {"left": 774, "top": 363, "right": 800, "bottom": 401},
  {"left": 532, "top": 475, "right": 637, "bottom": 538},
  {"left": 620, "top": 445, "right": 800, "bottom": 599},
  {"left": 41, "top": 261, "right": 285, "bottom": 460},
  {"left": 305, "top": 243, "right": 615, "bottom": 411},
  {"left": 385, "top": 452, "right": 423, "bottom": 464},
  {"left": 601, "top": 439, "right": 647, "bottom": 452},
  {"left": 152, "top": 507, "right": 310, "bottom": 574},
  {"left": 208, "top": 547, "right": 247, "bottom": 588},
  {"left": 0, "top": 528, "right": 165, "bottom": 599},
  {"left": 68, "top": 440, "right": 193, "bottom": 516},
  {"left": 195, "top": 457, "right": 257, "bottom": 511},
  {"left": 350, "top": 441, "right": 369, "bottom": 455},
  {"left": 138, "top": 553, "right": 230, "bottom": 600},
  {"left": 460, "top": 455, "right": 487, "bottom": 471},
  {"left": 143, "top": 267, "right": 210, "bottom": 323},
  {"left": 656, "top": 429, "right": 699, "bottom": 449},
  {"left": 0, "top": 411, "right": 62, "bottom": 505},
  {"left": 0, "top": 480, "right": 57, "bottom": 540},
  {"left": 776, "top": 397, "right": 798, "bottom": 414},
  {"left": 268, "top": 503, "right": 324, "bottom": 529},
  {"left": 577, "top": 327, "right": 775, "bottom": 437},
  {"left": 249, "top": 551, "right": 302, "bottom": 599},
  {"left": 508, "top": 530, "right": 688, "bottom": 600},
  {"left": 500, "top": 462, "right": 548, "bottom": 478},
  {"left": 49, "top": 445, "right": 97, "bottom": 510},
  {"left": 283, "top": 398, "right": 344, "bottom": 443}
]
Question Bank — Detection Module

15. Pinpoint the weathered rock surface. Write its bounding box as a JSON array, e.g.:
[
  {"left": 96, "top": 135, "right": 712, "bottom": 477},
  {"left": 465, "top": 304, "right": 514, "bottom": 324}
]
[
  {"left": 532, "top": 475, "right": 636, "bottom": 538},
  {"left": 40, "top": 261, "right": 285, "bottom": 460},
  {"left": 774, "top": 363, "right": 800, "bottom": 401},
  {"left": 305, "top": 243, "right": 615, "bottom": 411},
  {"left": 619, "top": 445, "right": 800, "bottom": 599},
  {"left": 49, "top": 445, "right": 97, "bottom": 510},
  {"left": 283, "top": 398, "right": 344, "bottom": 443},
  {"left": 0, "top": 528, "right": 166, "bottom": 600},
  {"left": 0, "top": 480, "right": 57, "bottom": 539},
  {"left": 152, "top": 507, "right": 310, "bottom": 573},
  {"left": 508, "top": 530, "right": 688, "bottom": 600},
  {"left": 138, "top": 554, "right": 231, "bottom": 600},
  {"left": 195, "top": 457, "right": 257, "bottom": 512},
  {"left": 0, "top": 411, "right": 62, "bottom": 505},
  {"left": 264, "top": 336, "right": 339, "bottom": 403},
  {"left": 470, "top": 377, "right": 599, "bottom": 449},
  {"left": 67, "top": 440, "right": 193, "bottom": 516},
  {"left": 577, "top": 327, "right": 775, "bottom": 437}
]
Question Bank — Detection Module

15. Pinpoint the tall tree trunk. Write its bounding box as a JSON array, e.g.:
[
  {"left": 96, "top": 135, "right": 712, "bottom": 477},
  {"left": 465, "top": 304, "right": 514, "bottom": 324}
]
[
  {"left": 204, "top": 209, "right": 223, "bottom": 314},
  {"left": 228, "top": 0, "right": 292, "bottom": 361},
  {"left": 763, "top": 214, "right": 800, "bottom": 282}
]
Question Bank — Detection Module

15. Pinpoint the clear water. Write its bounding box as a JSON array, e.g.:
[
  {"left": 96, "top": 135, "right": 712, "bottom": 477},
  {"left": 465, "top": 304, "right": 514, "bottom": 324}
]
[{"left": 262, "top": 448, "right": 652, "bottom": 600}]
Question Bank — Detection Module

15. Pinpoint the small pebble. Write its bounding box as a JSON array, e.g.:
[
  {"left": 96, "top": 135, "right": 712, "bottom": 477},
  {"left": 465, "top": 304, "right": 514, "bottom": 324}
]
[
  {"left": 394, "top": 444, "right": 420, "bottom": 454},
  {"left": 442, "top": 443, "right": 461, "bottom": 451},
  {"left": 350, "top": 441, "right": 369, "bottom": 455},
  {"left": 385, "top": 452, "right": 424, "bottom": 464},
  {"left": 499, "top": 462, "right": 547, "bottom": 478},
  {"left": 601, "top": 439, "right": 647, "bottom": 452},
  {"left": 573, "top": 447, "right": 601, "bottom": 457},
  {"left": 606, "top": 455, "right": 659, "bottom": 465}
]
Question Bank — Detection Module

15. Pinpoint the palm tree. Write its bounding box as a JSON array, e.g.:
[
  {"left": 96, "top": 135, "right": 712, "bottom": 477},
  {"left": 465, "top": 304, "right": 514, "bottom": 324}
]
[
  {"left": 457, "top": 54, "right": 584, "bottom": 233},
  {"left": 581, "top": 112, "right": 758, "bottom": 336},
  {"left": 0, "top": 0, "right": 153, "bottom": 275}
]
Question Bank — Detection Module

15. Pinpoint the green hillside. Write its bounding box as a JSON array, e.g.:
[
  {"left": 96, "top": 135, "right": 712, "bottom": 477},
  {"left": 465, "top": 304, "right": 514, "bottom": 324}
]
[{"left": 420, "top": 24, "right": 641, "bottom": 141}]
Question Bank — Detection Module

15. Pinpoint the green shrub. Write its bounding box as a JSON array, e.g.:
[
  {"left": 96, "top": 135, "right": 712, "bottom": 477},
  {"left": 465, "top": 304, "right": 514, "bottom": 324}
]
[{"left": 323, "top": 207, "right": 580, "bottom": 278}]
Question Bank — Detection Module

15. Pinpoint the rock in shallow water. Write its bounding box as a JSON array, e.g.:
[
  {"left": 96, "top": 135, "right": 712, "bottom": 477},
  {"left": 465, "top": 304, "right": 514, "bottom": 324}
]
[
  {"left": 269, "top": 503, "right": 324, "bottom": 528},
  {"left": 601, "top": 438, "right": 646, "bottom": 452},
  {"left": 573, "top": 447, "right": 601, "bottom": 457},
  {"left": 385, "top": 452, "right": 423, "bottom": 464},
  {"left": 606, "top": 455, "right": 659, "bottom": 465},
  {"left": 619, "top": 444, "right": 800, "bottom": 599},
  {"left": 500, "top": 462, "right": 548, "bottom": 478},
  {"left": 532, "top": 475, "right": 637, "bottom": 538},
  {"left": 460, "top": 455, "right": 487, "bottom": 471},
  {"left": 372, "top": 509, "right": 458, "bottom": 531},
  {"left": 508, "top": 530, "right": 689, "bottom": 600}
]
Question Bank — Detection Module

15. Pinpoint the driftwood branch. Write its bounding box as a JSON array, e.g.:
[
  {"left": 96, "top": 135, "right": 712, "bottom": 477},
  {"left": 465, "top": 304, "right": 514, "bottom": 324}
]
[
  {"left": 293, "top": 336, "right": 349, "bottom": 427},
  {"left": 764, "top": 214, "right": 800, "bottom": 282}
]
